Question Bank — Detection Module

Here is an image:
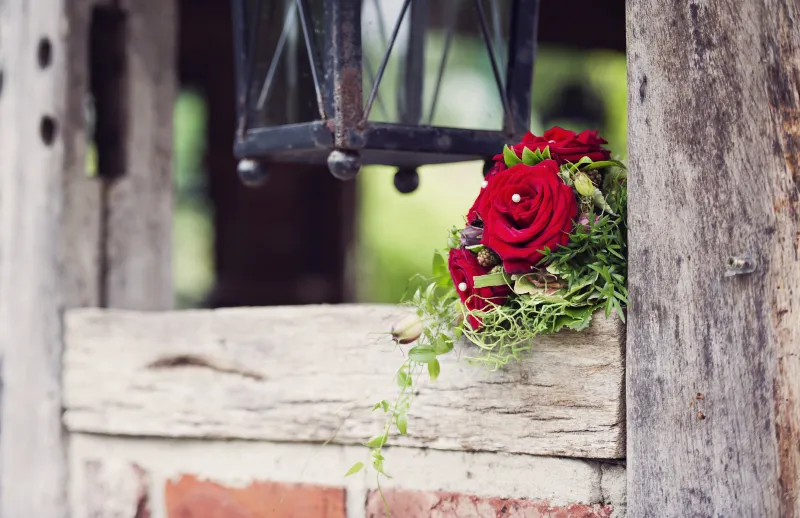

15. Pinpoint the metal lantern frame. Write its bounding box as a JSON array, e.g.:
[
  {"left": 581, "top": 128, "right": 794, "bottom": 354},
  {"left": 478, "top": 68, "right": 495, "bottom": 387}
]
[{"left": 232, "top": 0, "right": 540, "bottom": 185}]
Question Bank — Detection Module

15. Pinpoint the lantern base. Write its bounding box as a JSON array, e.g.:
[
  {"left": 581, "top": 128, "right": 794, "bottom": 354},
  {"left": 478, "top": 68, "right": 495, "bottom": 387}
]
[{"left": 234, "top": 121, "right": 517, "bottom": 170}]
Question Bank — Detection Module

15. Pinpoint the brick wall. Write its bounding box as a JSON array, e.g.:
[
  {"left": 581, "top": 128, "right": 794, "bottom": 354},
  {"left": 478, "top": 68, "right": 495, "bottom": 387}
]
[
  {"left": 69, "top": 435, "right": 626, "bottom": 518},
  {"left": 163, "top": 478, "right": 614, "bottom": 518}
]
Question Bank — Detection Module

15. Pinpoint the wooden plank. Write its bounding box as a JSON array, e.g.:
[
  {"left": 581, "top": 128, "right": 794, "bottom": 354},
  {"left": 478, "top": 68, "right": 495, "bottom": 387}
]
[
  {"left": 0, "top": 1, "right": 102, "bottom": 516},
  {"left": 627, "top": 1, "right": 800, "bottom": 516},
  {"left": 63, "top": 304, "right": 625, "bottom": 459},
  {"left": 104, "top": 0, "right": 175, "bottom": 310},
  {"left": 0, "top": 0, "right": 176, "bottom": 515}
]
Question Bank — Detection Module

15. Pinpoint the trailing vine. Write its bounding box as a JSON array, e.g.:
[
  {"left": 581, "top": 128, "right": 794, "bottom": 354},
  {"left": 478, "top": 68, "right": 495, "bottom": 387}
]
[{"left": 343, "top": 128, "right": 628, "bottom": 512}]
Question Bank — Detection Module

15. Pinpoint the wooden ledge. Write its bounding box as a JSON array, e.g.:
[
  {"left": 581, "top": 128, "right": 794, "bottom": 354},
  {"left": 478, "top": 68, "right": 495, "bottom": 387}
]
[{"left": 63, "top": 304, "right": 625, "bottom": 459}]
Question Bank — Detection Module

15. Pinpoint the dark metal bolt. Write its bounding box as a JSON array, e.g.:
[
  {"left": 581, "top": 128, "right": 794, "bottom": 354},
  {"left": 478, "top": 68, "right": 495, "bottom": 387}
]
[
  {"left": 327, "top": 150, "right": 361, "bottom": 181},
  {"left": 237, "top": 158, "right": 269, "bottom": 187},
  {"left": 394, "top": 167, "right": 419, "bottom": 194}
]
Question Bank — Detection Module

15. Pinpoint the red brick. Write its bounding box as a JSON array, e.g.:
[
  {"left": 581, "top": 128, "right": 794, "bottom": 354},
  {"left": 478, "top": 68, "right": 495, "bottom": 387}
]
[
  {"left": 365, "top": 489, "right": 613, "bottom": 518},
  {"left": 165, "top": 475, "right": 346, "bottom": 518}
]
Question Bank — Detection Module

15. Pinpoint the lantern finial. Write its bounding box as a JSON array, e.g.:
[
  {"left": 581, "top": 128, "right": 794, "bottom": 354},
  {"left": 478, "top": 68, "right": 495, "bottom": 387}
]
[{"left": 327, "top": 150, "right": 361, "bottom": 181}]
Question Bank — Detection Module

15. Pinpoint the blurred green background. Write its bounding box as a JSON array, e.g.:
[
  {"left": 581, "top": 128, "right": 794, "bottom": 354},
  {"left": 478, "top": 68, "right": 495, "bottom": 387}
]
[{"left": 172, "top": 44, "right": 627, "bottom": 308}]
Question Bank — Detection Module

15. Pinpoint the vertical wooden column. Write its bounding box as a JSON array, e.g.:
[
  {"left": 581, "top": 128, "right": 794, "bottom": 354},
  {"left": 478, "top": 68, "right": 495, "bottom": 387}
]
[
  {"left": 105, "top": 0, "right": 175, "bottom": 310},
  {"left": 627, "top": 1, "right": 799, "bottom": 516},
  {"left": 0, "top": 0, "right": 175, "bottom": 515}
]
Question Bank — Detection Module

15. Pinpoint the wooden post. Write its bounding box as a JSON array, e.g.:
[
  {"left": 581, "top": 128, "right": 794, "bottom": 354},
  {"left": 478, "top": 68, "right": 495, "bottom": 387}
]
[
  {"left": 627, "top": 1, "right": 800, "bottom": 516},
  {"left": 0, "top": 0, "right": 174, "bottom": 515}
]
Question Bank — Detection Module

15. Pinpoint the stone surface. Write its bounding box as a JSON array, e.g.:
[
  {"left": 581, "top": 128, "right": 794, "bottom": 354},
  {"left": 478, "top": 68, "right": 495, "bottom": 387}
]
[
  {"left": 365, "top": 489, "right": 613, "bottom": 518},
  {"left": 164, "top": 475, "right": 346, "bottom": 518}
]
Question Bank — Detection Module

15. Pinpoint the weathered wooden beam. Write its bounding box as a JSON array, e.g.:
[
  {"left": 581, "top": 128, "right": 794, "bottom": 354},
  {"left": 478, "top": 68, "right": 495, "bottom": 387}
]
[
  {"left": 63, "top": 305, "right": 625, "bottom": 459},
  {"left": 0, "top": 0, "right": 175, "bottom": 515},
  {"left": 104, "top": 0, "right": 175, "bottom": 310},
  {"left": 627, "top": 1, "right": 800, "bottom": 516},
  {"left": 0, "top": 2, "right": 102, "bottom": 516}
]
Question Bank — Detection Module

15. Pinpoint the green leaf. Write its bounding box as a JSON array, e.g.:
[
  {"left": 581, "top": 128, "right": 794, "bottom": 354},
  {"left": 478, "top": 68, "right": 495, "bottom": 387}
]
[
  {"left": 408, "top": 346, "right": 436, "bottom": 363},
  {"left": 602, "top": 168, "right": 628, "bottom": 191},
  {"left": 432, "top": 336, "right": 454, "bottom": 355},
  {"left": 472, "top": 272, "right": 508, "bottom": 288},
  {"left": 345, "top": 462, "right": 364, "bottom": 477},
  {"left": 521, "top": 147, "right": 538, "bottom": 166},
  {"left": 583, "top": 160, "right": 625, "bottom": 171},
  {"left": 432, "top": 251, "right": 446, "bottom": 276},
  {"left": 431, "top": 250, "right": 451, "bottom": 288},
  {"left": 428, "top": 359, "right": 441, "bottom": 381},
  {"left": 371, "top": 450, "right": 387, "bottom": 474},
  {"left": 372, "top": 400, "right": 391, "bottom": 412},
  {"left": 396, "top": 413, "right": 408, "bottom": 435},
  {"left": 503, "top": 145, "right": 521, "bottom": 167},
  {"left": 397, "top": 370, "right": 411, "bottom": 388},
  {"left": 513, "top": 275, "right": 538, "bottom": 295},
  {"left": 592, "top": 188, "right": 616, "bottom": 215},
  {"left": 365, "top": 435, "right": 387, "bottom": 448}
]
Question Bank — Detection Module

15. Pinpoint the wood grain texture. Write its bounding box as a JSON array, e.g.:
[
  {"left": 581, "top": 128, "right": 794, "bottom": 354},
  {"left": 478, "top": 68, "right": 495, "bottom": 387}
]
[
  {"left": 0, "top": 1, "right": 175, "bottom": 515},
  {"left": 63, "top": 304, "right": 625, "bottom": 459},
  {"left": 0, "top": 2, "right": 101, "bottom": 516},
  {"left": 104, "top": 0, "right": 175, "bottom": 310},
  {"left": 627, "top": 1, "right": 800, "bottom": 516}
]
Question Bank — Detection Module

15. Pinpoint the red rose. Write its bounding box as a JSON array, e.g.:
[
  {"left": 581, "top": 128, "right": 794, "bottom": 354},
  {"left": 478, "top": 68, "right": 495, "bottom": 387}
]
[
  {"left": 448, "top": 248, "right": 510, "bottom": 329},
  {"left": 467, "top": 160, "right": 507, "bottom": 225},
  {"left": 480, "top": 160, "right": 578, "bottom": 274},
  {"left": 468, "top": 127, "right": 607, "bottom": 225},
  {"left": 516, "top": 127, "right": 611, "bottom": 164}
]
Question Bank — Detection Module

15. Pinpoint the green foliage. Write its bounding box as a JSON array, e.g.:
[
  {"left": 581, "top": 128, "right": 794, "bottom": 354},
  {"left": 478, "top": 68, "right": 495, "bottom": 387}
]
[
  {"left": 463, "top": 161, "right": 627, "bottom": 368},
  {"left": 503, "top": 145, "right": 522, "bottom": 167},
  {"left": 521, "top": 146, "right": 551, "bottom": 166},
  {"left": 345, "top": 462, "right": 364, "bottom": 476},
  {"left": 354, "top": 277, "right": 461, "bottom": 495},
  {"left": 352, "top": 155, "right": 628, "bottom": 504},
  {"left": 472, "top": 272, "right": 510, "bottom": 288},
  {"left": 505, "top": 145, "right": 553, "bottom": 168}
]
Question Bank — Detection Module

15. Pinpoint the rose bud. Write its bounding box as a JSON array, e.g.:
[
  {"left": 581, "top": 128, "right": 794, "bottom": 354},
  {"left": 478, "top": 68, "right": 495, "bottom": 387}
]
[
  {"left": 574, "top": 172, "right": 596, "bottom": 197},
  {"left": 459, "top": 225, "right": 483, "bottom": 247},
  {"left": 391, "top": 314, "right": 423, "bottom": 344},
  {"left": 578, "top": 213, "right": 601, "bottom": 230}
]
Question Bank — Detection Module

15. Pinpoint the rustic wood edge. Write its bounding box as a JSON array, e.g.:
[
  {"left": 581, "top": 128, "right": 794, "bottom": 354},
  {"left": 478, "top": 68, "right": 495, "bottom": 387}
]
[{"left": 63, "top": 304, "right": 626, "bottom": 460}]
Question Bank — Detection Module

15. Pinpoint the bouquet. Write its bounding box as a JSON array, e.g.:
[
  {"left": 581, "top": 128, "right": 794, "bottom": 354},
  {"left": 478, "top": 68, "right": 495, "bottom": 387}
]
[{"left": 346, "top": 127, "right": 628, "bottom": 492}]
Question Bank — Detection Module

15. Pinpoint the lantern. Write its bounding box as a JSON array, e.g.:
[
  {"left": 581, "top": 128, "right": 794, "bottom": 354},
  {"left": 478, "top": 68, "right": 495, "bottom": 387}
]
[{"left": 232, "top": 0, "right": 539, "bottom": 192}]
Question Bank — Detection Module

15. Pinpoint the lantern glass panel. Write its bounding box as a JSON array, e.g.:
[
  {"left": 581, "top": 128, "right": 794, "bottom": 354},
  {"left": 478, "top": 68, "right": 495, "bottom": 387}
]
[
  {"left": 361, "top": 0, "right": 512, "bottom": 131},
  {"left": 242, "top": 0, "right": 325, "bottom": 130}
]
